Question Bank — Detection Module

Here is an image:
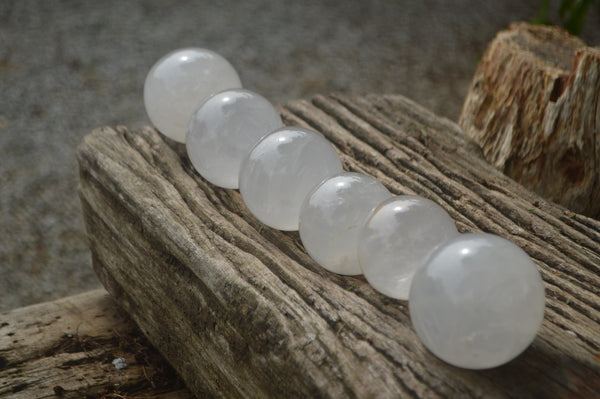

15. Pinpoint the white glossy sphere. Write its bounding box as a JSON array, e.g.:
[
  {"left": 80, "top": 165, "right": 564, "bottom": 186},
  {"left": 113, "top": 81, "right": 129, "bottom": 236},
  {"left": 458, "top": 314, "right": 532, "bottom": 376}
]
[
  {"left": 409, "top": 233, "right": 546, "bottom": 369},
  {"left": 358, "top": 196, "right": 458, "bottom": 300},
  {"left": 144, "top": 48, "right": 242, "bottom": 143},
  {"left": 186, "top": 89, "right": 282, "bottom": 189},
  {"left": 299, "top": 172, "right": 392, "bottom": 275},
  {"left": 239, "top": 127, "right": 343, "bottom": 231}
]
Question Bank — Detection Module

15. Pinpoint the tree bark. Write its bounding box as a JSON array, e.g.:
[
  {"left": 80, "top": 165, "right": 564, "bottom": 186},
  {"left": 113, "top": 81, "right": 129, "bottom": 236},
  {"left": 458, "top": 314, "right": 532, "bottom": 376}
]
[
  {"left": 77, "top": 93, "right": 600, "bottom": 398},
  {"left": 0, "top": 289, "right": 191, "bottom": 399},
  {"left": 459, "top": 22, "right": 600, "bottom": 218}
]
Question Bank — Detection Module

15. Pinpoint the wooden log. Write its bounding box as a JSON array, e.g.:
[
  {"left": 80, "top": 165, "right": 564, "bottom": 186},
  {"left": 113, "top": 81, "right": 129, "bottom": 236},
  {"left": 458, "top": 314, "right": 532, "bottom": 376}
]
[
  {"left": 0, "top": 289, "right": 192, "bottom": 399},
  {"left": 77, "top": 93, "right": 600, "bottom": 398},
  {"left": 459, "top": 22, "right": 600, "bottom": 218}
]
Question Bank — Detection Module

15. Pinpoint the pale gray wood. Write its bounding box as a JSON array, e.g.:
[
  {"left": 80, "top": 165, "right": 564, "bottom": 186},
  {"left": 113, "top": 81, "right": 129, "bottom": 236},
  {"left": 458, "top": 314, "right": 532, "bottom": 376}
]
[
  {"left": 0, "top": 289, "right": 192, "bottom": 398},
  {"left": 77, "top": 93, "right": 600, "bottom": 398}
]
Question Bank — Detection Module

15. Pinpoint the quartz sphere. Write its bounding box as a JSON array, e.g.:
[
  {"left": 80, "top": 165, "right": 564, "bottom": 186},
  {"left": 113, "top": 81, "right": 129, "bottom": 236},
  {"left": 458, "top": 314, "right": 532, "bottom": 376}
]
[
  {"left": 239, "top": 127, "right": 343, "bottom": 231},
  {"left": 186, "top": 89, "right": 282, "bottom": 189},
  {"left": 299, "top": 172, "right": 392, "bottom": 275},
  {"left": 358, "top": 196, "right": 458, "bottom": 300},
  {"left": 409, "top": 233, "right": 546, "bottom": 369},
  {"left": 144, "top": 48, "right": 242, "bottom": 143}
]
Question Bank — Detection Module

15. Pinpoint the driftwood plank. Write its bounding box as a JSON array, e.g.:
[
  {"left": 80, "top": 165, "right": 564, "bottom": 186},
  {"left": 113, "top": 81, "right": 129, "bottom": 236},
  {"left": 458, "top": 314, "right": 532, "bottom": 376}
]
[
  {"left": 77, "top": 93, "right": 600, "bottom": 398},
  {"left": 459, "top": 22, "right": 600, "bottom": 218},
  {"left": 0, "top": 289, "right": 191, "bottom": 399}
]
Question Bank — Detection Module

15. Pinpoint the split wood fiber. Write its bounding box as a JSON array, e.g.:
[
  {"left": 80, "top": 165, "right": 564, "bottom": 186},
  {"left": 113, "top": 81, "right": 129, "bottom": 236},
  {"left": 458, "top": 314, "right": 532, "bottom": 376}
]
[
  {"left": 460, "top": 22, "right": 600, "bottom": 218},
  {"left": 0, "top": 289, "right": 191, "bottom": 398},
  {"left": 78, "top": 93, "right": 600, "bottom": 398}
]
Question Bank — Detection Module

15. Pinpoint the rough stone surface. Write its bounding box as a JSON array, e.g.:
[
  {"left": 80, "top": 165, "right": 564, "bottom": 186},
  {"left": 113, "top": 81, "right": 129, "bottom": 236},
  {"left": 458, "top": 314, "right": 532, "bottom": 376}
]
[{"left": 1, "top": 0, "right": 599, "bottom": 310}]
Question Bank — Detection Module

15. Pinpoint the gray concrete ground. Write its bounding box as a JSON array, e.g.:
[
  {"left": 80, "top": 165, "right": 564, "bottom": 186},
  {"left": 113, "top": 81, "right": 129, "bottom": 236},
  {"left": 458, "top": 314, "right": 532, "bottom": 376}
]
[{"left": 1, "top": 0, "right": 598, "bottom": 311}]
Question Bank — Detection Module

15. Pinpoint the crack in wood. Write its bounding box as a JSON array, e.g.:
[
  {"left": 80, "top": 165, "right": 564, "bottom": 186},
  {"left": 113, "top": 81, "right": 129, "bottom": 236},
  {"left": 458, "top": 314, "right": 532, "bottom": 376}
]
[{"left": 76, "top": 91, "right": 600, "bottom": 398}]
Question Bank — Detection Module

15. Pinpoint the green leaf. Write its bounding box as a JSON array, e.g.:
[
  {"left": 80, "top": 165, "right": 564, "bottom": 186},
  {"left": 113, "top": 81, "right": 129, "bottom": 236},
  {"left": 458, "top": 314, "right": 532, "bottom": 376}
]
[
  {"left": 564, "top": 0, "right": 595, "bottom": 35},
  {"left": 533, "top": 0, "right": 551, "bottom": 24},
  {"left": 559, "top": 0, "right": 576, "bottom": 18},
  {"left": 534, "top": 0, "right": 599, "bottom": 36}
]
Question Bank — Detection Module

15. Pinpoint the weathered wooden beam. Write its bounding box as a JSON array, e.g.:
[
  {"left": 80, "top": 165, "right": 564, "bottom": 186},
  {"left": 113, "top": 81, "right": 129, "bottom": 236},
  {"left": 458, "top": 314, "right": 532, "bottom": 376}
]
[
  {"left": 0, "top": 289, "right": 191, "bottom": 399},
  {"left": 459, "top": 22, "right": 600, "bottom": 218},
  {"left": 77, "top": 93, "right": 600, "bottom": 398}
]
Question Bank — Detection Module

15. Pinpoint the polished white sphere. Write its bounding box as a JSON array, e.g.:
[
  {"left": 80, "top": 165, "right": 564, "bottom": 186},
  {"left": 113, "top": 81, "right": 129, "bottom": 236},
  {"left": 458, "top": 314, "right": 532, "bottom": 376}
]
[
  {"left": 358, "top": 196, "right": 458, "bottom": 300},
  {"left": 299, "top": 172, "right": 391, "bottom": 275},
  {"left": 144, "top": 48, "right": 242, "bottom": 143},
  {"left": 239, "top": 127, "right": 343, "bottom": 231},
  {"left": 409, "top": 233, "right": 546, "bottom": 369},
  {"left": 186, "top": 89, "right": 282, "bottom": 189}
]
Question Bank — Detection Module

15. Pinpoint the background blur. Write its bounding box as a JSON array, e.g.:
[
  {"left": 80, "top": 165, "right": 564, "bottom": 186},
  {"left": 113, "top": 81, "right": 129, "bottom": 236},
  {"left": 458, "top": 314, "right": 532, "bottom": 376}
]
[{"left": 1, "top": 0, "right": 598, "bottom": 311}]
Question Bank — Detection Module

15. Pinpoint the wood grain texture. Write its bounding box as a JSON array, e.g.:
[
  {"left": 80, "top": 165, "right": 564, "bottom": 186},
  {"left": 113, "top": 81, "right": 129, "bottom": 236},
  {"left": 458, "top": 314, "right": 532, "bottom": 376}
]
[
  {"left": 459, "top": 22, "right": 600, "bottom": 218},
  {"left": 0, "top": 289, "right": 191, "bottom": 399},
  {"left": 77, "top": 93, "right": 600, "bottom": 398}
]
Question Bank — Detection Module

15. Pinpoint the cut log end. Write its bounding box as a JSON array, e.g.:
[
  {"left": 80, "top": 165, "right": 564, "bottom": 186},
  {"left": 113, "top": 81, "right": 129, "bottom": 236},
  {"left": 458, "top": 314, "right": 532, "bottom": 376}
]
[
  {"left": 460, "top": 22, "right": 600, "bottom": 218},
  {"left": 507, "top": 22, "right": 586, "bottom": 71}
]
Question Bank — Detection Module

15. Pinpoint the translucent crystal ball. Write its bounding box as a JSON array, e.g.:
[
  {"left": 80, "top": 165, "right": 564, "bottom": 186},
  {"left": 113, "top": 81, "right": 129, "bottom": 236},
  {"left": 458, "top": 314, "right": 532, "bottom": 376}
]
[
  {"left": 186, "top": 89, "right": 282, "bottom": 189},
  {"left": 409, "top": 233, "right": 546, "bottom": 369},
  {"left": 239, "top": 127, "right": 343, "bottom": 231},
  {"left": 299, "top": 172, "right": 391, "bottom": 275},
  {"left": 144, "top": 48, "right": 242, "bottom": 143},
  {"left": 358, "top": 196, "right": 458, "bottom": 300}
]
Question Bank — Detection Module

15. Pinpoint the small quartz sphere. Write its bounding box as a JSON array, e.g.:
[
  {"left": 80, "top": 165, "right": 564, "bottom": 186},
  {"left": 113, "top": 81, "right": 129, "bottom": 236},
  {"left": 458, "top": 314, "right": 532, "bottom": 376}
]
[
  {"left": 144, "top": 48, "right": 242, "bottom": 143},
  {"left": 299, "top": 172, "right": 392, "bottom": 275},
  {"left": 186, "top": 89, "right": 282, "bottom": 189},
  {"left": 358, "top": 196, "right": 458, "bottom": 300},
  {"left": 409, "top": 233, "right": 546, "bottom": 369},
  {"left": 239, "top": 126, "right": 343, "bottom": 231}
]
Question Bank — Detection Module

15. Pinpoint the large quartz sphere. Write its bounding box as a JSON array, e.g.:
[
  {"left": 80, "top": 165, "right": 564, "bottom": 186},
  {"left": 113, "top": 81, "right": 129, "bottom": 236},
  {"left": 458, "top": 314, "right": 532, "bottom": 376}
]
[
  {"left": 239, "top": 127, "right": 343, "bottom": 231},
  {"left": 186, "top": 89, "right": 282, "bottom": 189},
  {"left": 299, "top": 172, "right": 391, "bottom": 275},
  {"left": 144, "top": 48, "right": 242, "bottom": 143},
  {"left": 409, "top": 233, "right": 546, "bottom": 369},
  {"left": 358, "top": 196, "right": 458, "bottom": 300}
]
